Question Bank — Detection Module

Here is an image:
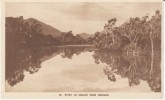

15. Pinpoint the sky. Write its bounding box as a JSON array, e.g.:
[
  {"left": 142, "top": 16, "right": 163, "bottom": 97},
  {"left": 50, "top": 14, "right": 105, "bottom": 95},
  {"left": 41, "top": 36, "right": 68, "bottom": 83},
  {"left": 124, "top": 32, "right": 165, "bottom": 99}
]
[{"left": 6, "top": 2, "right": 162, "bottom": 34}]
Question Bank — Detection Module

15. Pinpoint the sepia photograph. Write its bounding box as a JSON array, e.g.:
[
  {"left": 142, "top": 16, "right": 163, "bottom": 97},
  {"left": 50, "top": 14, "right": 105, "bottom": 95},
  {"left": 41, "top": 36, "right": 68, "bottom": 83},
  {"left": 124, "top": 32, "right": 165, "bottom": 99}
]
[{"left": 2, "top": 1, "right": 163, "bottom": 99}]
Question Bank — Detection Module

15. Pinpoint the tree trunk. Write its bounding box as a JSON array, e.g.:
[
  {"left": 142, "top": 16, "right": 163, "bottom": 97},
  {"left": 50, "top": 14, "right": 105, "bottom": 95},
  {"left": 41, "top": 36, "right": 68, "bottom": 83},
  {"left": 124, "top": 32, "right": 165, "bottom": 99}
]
[{"left": 149, "top": 35, "right": 154, "bottom": 73}]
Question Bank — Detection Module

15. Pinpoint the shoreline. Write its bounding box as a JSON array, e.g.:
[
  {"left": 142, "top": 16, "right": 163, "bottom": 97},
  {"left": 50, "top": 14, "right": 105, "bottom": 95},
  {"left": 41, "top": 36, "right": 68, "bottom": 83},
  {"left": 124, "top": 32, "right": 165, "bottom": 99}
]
[{"left": 54, "top": 44, "right": 94, "bottom": 47}]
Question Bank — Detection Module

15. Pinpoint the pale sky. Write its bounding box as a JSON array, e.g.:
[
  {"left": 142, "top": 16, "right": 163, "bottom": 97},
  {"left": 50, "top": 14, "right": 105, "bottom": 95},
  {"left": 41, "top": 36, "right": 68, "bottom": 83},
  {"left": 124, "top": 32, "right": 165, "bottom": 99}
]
[{"left": 6, "top": 2, "right": 161, "bottom": 34}]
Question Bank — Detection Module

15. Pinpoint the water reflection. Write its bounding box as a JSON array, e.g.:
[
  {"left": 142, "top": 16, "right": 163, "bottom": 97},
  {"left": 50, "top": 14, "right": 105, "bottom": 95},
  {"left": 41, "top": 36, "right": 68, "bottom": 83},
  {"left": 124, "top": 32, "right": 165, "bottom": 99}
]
[
  {"left": 5, "top": 45, "right": 58, "bottom": 86},
  {"left": 6, "top": 46, "right": 161, "bottom": 92},
  {"left": 93, "top": 49, "right": 161, "bottom": 92},
  {"left": 5, "top": 46, "right": 89, "bottom": 86},
  {"left": 60, "top": 46, "right": 87, "bottom": 59}
]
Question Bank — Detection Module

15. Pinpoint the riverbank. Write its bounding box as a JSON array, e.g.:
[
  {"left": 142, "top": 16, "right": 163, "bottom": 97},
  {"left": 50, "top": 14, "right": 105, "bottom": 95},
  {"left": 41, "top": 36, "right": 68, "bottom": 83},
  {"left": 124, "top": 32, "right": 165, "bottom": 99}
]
[
  {"left": 55, "top": 44, "right": 94, "bottom": 47},
  {"left": 53, "top": 44, "right": 100, "bottom": 51}
]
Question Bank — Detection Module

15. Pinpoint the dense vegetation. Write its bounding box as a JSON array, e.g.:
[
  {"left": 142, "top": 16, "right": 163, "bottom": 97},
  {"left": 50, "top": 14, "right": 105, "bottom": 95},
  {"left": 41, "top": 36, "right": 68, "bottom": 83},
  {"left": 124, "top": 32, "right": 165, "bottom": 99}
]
[
  {"left": 6, "top": 10, "right": 161, "bottom": 92},
  {"left": 5, "top": 10, "right": 161, "bottom": 49},
  {"left": 93, "top": 10, "right": 161, "bottom": 51},
  {"left": 6, "top": 17, "right": 93, "bottom": 47},
  {"left": 92, "top": 10, "right": 161, "bottom": 92}
]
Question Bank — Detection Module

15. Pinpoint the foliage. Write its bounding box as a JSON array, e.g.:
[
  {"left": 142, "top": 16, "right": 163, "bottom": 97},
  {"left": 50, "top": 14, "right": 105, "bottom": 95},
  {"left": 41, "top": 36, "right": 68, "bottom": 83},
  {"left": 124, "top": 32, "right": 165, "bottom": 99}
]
[
  {"left": 5, "top": 10, "right": 161, "bottom": 92},
  {"left": 93, "top": 10, "right": 161, "bottom": 52},
  {"left": 6, "top": 17, "right": 93, "bottom": 47}
]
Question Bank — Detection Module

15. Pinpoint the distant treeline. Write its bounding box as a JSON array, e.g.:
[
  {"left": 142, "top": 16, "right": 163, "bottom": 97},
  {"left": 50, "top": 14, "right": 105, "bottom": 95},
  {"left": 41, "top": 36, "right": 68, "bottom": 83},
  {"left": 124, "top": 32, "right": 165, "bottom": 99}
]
[
  {"left": 6, "top": 17, "right": 93, "bottom": 47},
  {"left": 6, "top": 10, "right": 161, "bottom": 51}
]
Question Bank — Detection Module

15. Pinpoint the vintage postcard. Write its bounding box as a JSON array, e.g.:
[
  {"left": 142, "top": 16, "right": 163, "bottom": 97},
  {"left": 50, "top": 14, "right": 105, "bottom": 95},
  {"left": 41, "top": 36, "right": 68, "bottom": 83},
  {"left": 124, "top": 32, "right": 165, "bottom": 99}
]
[{"left": 1, "top": 0, "right": 164, "bottom": 99}]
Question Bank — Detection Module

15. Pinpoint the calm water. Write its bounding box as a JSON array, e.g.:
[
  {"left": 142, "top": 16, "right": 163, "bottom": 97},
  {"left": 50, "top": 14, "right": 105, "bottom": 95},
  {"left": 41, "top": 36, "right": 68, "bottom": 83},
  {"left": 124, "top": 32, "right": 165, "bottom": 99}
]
[{"left": 5, "top": 46, "right": 161, "bottom": 92}]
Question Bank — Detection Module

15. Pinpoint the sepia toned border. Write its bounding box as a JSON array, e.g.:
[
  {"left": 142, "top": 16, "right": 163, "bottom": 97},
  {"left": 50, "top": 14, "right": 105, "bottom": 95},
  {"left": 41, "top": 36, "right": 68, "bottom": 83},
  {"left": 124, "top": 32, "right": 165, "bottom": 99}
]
[{"left": 1, "top": 0, "right": 164, "bottom": 99}]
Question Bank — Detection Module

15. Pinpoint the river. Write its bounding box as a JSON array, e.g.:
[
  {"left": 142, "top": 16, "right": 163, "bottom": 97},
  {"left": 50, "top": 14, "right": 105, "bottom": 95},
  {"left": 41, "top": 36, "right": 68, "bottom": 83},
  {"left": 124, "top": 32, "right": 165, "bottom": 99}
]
[{"left": 5, "top": 46, "right": 161, "bottom": 92}]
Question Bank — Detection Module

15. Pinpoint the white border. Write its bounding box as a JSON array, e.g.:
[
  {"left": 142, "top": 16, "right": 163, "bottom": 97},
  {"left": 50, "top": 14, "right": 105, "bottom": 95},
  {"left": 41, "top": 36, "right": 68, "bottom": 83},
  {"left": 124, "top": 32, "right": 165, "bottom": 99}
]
[{"left": 1, "top": 0, "right": 164, "bottom": 99}]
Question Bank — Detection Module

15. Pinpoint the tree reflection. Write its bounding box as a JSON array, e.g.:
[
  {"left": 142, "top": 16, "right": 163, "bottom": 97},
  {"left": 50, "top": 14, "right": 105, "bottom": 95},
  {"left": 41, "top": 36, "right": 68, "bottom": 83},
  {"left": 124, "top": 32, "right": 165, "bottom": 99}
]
[
  {"left": 5, "top": 45, "right": 59, "bottom": 86},
  {"left": 92, "top": 49, "right": 161, "bottom": 92},
  {"left": 6, "top": 45, "right": 161, "bottom": 92},
  {"left": 5, "top": 46, "right": 90, "bottom": 86},
  {"left": 104, "top": 66, "right": 116, "bottom": 82},
  {"left": 60, "top": 46, "right": 89, "bottom": 59}
]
